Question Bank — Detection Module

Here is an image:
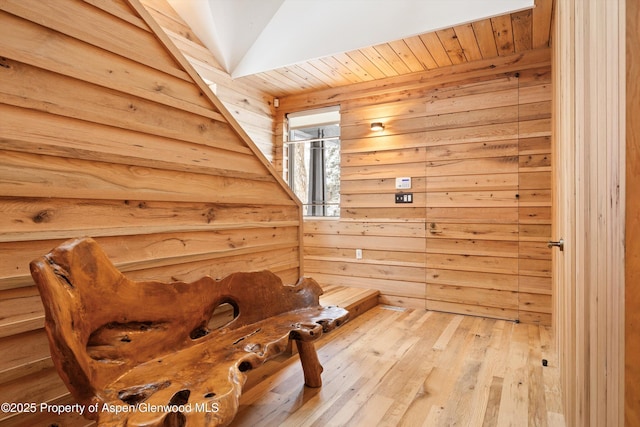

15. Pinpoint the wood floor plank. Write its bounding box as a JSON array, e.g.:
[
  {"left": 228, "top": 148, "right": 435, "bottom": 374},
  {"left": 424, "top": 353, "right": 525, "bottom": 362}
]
[
  {"left": 374, "top": 313, "right": 455, "bottom": 426},
  {"left": 397, "top": 316, "right": 479, "bottom": 425},
  {"left": 467, "top": 320, "right": 508, "bottom": 425},
  {"left": 311, "top": 358, "right": 397, "bottom": 427},
  {"left": 227, "top": 306, "right": 566, "bottom": 427},
  {"left": 539, "top": 324, "right": 564, "bottom": 416},
  {"left": 482, "top": 376, "right": 504, "bottom": 426},
  {"left": 496, "top": 321, "right": 530, "bottom": 427},
  {"left": 527, "top": 325, "right": 548, "bottom": 426},
  {"left": 435, "top": 318, "right": 495, "bottom": 426}
]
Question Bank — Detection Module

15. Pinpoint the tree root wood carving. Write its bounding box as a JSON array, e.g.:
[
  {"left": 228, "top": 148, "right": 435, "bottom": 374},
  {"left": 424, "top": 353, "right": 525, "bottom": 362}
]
[{"left": 30, "top": 237, "right": 349, "bottom": 426}]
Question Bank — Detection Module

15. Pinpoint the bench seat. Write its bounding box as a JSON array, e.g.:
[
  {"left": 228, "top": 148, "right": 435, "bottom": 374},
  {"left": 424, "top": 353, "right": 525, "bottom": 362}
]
[{"left": 30, "top": 237, "right": 349, "bottom": 426}]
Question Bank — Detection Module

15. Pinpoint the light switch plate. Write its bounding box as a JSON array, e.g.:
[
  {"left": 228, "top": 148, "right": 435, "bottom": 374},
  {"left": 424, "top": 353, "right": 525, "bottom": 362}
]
[{"left": 395, "top": 193, "right": 413, "bottom": 203}]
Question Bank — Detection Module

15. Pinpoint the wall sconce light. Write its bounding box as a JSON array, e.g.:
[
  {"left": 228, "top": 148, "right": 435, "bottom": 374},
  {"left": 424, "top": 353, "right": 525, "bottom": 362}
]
[{"left": 370, "top": 122, "right": 384, "bottom": 131}]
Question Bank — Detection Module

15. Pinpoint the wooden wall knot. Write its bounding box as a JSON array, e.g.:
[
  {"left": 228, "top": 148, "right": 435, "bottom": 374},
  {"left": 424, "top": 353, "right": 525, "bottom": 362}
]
[{"left": 32, "top": 209, "right": 53, "bottom": 223}]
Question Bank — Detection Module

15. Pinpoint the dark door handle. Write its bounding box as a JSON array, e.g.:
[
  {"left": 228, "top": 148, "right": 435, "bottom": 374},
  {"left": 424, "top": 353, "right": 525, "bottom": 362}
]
[{"left": 547, "top": 238, "right": 564, "bottom": 251}]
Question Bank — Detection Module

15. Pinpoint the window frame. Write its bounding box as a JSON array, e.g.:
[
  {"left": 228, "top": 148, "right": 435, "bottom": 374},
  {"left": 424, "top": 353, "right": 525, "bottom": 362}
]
[{"left": 284, "top": 106, "right": 341, "bottom": 218}]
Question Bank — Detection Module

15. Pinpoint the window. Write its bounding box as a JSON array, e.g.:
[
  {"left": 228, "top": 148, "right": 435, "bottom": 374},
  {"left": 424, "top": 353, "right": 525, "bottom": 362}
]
[{"left": 284, "top": 107, "right": 340, "bottom": 217}]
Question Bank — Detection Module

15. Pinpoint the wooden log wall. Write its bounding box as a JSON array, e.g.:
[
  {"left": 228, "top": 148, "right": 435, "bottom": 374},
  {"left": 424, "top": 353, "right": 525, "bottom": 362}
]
[
  {"left": 0, "top": 1, "right": 301, "bottom": 425},
  {"left": 139, "top": 0, "right": 277, "bottom": 162},
  {"left": 278, "top": 49, "right": 552, "bottom": 325}
]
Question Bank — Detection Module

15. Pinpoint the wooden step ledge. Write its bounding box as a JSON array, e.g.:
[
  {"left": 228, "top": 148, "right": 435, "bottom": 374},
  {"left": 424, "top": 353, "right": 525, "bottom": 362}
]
[{"left": 320, "top": 285, "right": 379, "bottom": 320}]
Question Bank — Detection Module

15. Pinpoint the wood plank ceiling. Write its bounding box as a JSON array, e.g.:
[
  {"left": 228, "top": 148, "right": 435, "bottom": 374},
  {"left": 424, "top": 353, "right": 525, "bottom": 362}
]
[{"left": 237, "top": 0, "right": 553, "bottom": 98}]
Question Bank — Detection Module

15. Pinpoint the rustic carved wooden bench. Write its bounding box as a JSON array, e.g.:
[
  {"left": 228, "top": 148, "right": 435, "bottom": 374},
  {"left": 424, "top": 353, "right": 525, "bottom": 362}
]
[{"left": 30, "top": 237, "right": 348, "bottom": 426}]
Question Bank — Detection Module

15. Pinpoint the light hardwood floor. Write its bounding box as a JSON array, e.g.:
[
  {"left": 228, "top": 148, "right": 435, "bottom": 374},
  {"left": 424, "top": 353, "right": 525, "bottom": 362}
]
[{"left": 231, "top": 305, "right": 566, "bottom": 427}]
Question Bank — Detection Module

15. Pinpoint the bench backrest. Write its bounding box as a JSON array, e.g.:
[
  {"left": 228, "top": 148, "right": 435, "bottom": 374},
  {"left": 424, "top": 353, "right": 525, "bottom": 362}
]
[{"left": 30, "top": 237, "right": 323, "bottom": 406}]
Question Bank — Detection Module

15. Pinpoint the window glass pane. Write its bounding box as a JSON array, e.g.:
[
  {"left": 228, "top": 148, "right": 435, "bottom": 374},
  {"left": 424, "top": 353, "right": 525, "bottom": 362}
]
[
  {"left": 324, "top": 138, "right": 340, "bottom": 217},
  {"left": 285, "top": 111, "right": 340, "bottom": 217},
  {"left": 288, "top": 140, "right": 309, "bottom": 206}
]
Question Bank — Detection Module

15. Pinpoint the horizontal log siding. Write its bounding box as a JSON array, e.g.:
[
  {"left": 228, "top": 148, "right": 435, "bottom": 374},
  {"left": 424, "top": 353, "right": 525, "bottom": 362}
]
[
  {"left": 304, "top": 220, "right": 427, "bottom": 309},
  {"left": 0, "top": 1, "right": 300, "bottom": 425},
  {"left": 139, "top": 0, "right": 276, "bottom": 161},
  {"left": 279, "top": 49, "right": 551, "bottom": 324}
]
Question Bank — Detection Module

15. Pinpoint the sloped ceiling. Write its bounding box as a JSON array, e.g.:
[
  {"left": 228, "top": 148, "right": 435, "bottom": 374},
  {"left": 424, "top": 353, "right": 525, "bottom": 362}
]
[{"left": 168, "top": 0, "right": 534, "bottom": 79}]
